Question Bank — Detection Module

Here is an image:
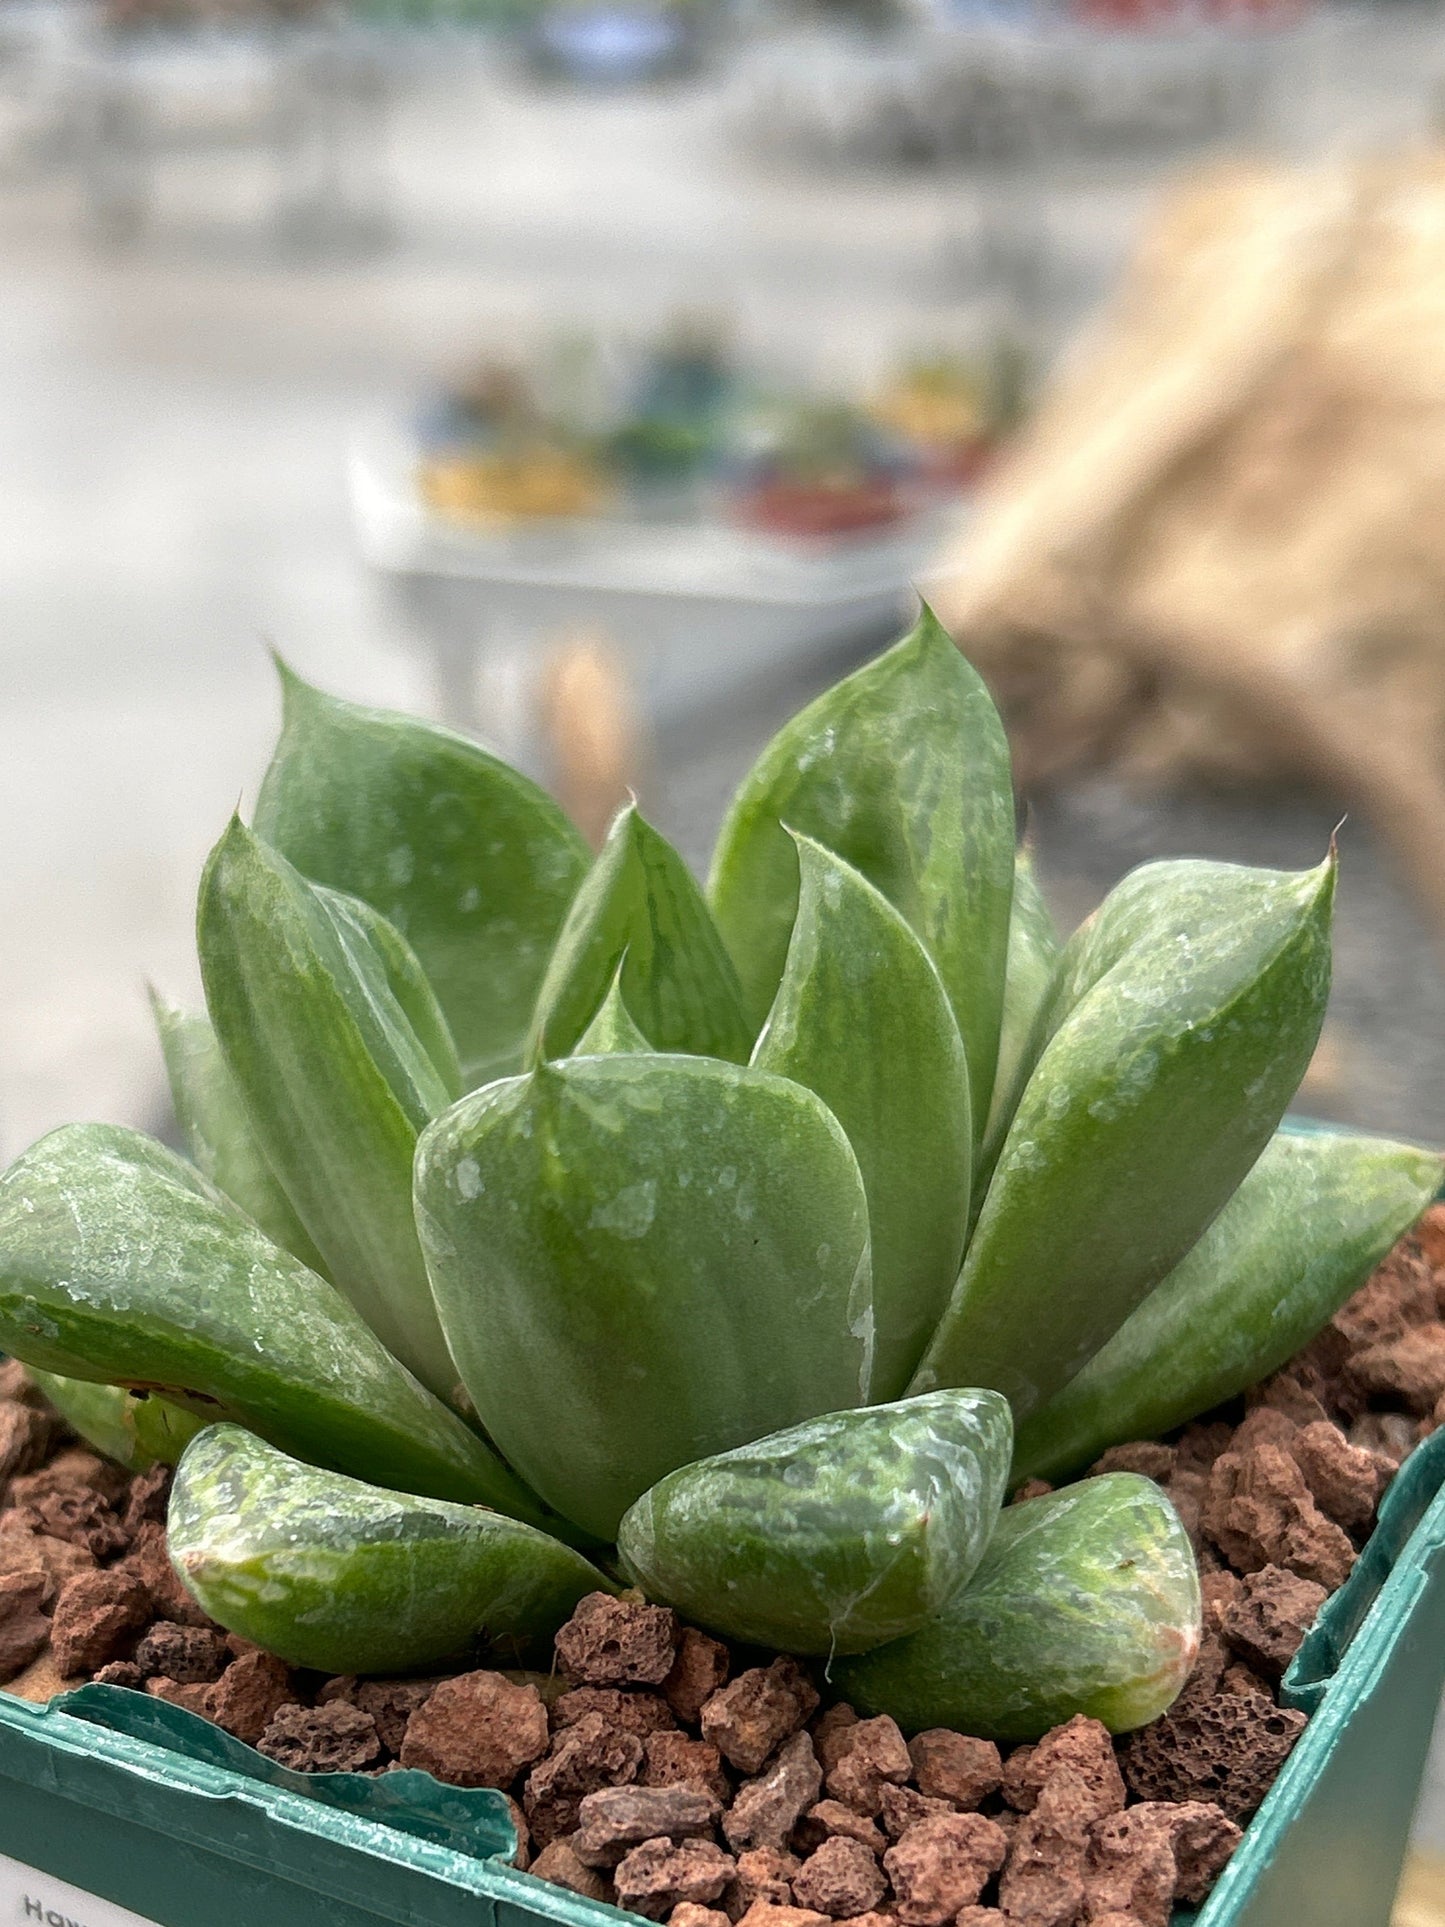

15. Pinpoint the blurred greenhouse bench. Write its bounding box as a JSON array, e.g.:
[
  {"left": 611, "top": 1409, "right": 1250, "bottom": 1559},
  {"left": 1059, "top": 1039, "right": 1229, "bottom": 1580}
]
[{"left": 347, "top": 420, "right": 966, "bottom": 768}]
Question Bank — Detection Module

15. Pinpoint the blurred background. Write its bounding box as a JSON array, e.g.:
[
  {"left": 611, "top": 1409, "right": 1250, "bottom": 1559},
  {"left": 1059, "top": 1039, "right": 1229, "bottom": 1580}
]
[
  {"left": 8, "top": 0, "right": 1445, "bottom": 1163},
  {"left": 7, "top": 0, "right": 1445, "bottom": 1894}
]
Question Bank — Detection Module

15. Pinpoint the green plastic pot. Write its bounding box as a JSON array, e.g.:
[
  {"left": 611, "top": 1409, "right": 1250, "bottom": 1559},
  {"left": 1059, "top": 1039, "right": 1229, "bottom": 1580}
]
[{"left": 0, "top": 1422, "right": 1441, "bottom": 1927}]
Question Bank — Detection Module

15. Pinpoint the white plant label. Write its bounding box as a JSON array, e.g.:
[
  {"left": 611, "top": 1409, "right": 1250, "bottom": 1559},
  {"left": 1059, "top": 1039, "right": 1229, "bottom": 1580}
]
[{"left": 0, "top": 1853, "right": 163, "bottom": 1927}]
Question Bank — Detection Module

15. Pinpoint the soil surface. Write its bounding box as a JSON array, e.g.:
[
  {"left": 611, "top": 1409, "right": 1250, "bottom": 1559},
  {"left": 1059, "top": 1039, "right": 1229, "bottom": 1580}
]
[{"left": 6, "top": 1208, "right": 1445, "bottom": 1926}]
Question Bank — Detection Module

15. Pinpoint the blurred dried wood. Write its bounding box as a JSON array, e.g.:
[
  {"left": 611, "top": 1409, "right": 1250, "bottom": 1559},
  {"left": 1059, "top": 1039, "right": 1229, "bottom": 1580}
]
[
  {"left": 538, "top": 633, "right": 644, "bottom": 849},
  {"left": 934, "top": 151, "right": 1445, "bottom": 938}
]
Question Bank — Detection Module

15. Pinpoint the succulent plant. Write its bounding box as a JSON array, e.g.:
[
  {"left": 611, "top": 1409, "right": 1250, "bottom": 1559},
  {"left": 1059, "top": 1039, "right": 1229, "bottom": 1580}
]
[{"left": 0, "top": 611, "right": 1437, "bottom": 1739}]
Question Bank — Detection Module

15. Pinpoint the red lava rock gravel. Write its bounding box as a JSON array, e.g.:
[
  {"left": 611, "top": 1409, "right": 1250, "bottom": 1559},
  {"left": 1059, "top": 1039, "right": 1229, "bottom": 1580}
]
[
  {"left": 258, "top": 1700, "right": 385, "bottom": 1774},
  {"left": 397, "top": 1670, "right": 550, "bottom": 1787},
  {"left": 556, "top": 1593, "right": 680, "bottom": 1687}
]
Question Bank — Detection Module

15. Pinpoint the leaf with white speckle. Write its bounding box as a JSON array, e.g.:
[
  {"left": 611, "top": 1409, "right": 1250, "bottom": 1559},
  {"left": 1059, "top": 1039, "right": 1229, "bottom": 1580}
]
[
  {"left": 254, "top": 664, "right": 589, "bottom": 1087},
  {"left": 914, "top": 854, "right": 1335, "bottom": 1419},
  {"left": 1012, "top": 1127, "right": 1444, "bottom": 1481},
  {"left": 169, "top": 1425, "right": 611, "bottom": 1672},
  {"left": 416, "top": 1054, "right": 873, "bottom": 1539},
  {"left": 618, "top": 1390, "right": 1011, "bottom": 1654},
  {"left": 834, "top": 1473, "right": 1200, "bottom": 1739},
  {"left": 0, "top": 1124, "right": 552, "bottom": 1521}
]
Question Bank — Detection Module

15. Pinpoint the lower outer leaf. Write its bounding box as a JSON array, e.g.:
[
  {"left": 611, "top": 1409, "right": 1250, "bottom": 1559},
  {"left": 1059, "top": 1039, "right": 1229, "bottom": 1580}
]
[
  {"left": 832, "top": 1474, "right": 1200, "bottom": 1741},
  {"left": 26, "top": 1371, "right": 204, "bottom": 1471},
  {"left": 416, "top": 1053, "right": 874, "bottom": 1541},
  {"left": 0, "top": 1124, "right": 558, "bottom": 1528},
  {"left": 1011, "top": 1131, "right": 1444, "bottom": 1484},
  {"left": 168, "top": 1425, "right": 613, "bottom": 1675},
  {"left": 617, "top": 1391, "right": 1012, "bottom": 1656}
]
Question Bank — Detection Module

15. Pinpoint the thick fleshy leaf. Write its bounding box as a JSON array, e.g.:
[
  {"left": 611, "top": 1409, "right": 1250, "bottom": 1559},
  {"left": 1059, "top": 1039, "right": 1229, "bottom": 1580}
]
[
  {"left": 982, "top": 847, "right": 1061, "bottom": 1155},
  {"left": 198, "top": 819, "right": 458, "bottom": 1400},
  {"left": 323, "top": 888, "right": 462, "bottom": 1099},
  {"left": 753, "top": 837, "right": 971, "bottom": 1399},
  {"left": 1012, "top": 1130, "right": 1443, "bottom": 1483},
  {"left": 575, "top": 964, "right": 652, "bottom": 1055},
  {"left": 0, "top": 1124, "right": 551, "bottom": 1522},
  {"left": 416, "top": 1054, "right": 874, "bottom": 1540},
  {"left": 27, "top": 1370, "right": 204, "bottom": 1471},
  {"left": 168, "top": 1425, "right": 612, "bottom": 1674},
  {"left": 253, "top": 664, "right": 589, "bottom": 1086},
  {"left": 529, "top": 806, "right": 752, "bottom": 1065},
  {"left": 617, "top": 1390, "right": 1011, "bottom": 1656},
  {"left": 151, "top": 994, "right": 327, "bottom": 1275},
  {"left": 708, "top": 608, "right": 1015, "bottom": 1132},
  {"left": 913, "top": 855, "right": 1335, "bottom": 1419},
  {"left": 833, "top": 1474, "right": 1200, "bottom": 1740}
]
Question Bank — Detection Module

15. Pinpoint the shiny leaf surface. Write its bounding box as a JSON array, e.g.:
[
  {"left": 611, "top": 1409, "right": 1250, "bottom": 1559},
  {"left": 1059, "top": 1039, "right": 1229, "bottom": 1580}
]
[
  {"left": 1012, "top": 1130, "right": 1444, "bottom": 1482},
  {"left": 416, "top": 1053, "right": 874, "bottom": 1539},
  {"left": 198, "top": 819, "right": 457, "bottom": 1400},
  {"left": 914, "top": 855, "right": 1335, "bottom": 1418},
  {"left": 708, "top": 608, "right": 1015, "bottom": 1131},
  {"left": 169, "top": 1425, "right": 612, "bottom": 1674},
  {"left": 753, "top": 836, "right": 971, "bottom": 1398},
  {"left": 0, "top": 1124, "right": 548, "bottom": 1519},
  {"left": 834, "top": 1474, "right": 1200, "bottom": 1740},
  {"left": 254, "top": 665, "right": 589, "bottom": 1085},
  {"left": 529, "top": 805, "right": 752, "bottom": 1065},
  {"left": 617, "top": 1390, "right": 1011, "bottom": 1655}
]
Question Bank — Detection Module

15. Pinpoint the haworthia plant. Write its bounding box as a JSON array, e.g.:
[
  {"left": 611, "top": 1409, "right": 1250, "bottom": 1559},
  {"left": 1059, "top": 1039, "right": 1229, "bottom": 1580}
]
[
  {"left": 834, "top": 1474, "right": 1201, "bottom": 1739},
  {"left": 169, "top": 1426, "right": 612, "bottom": 1674},
  {"left": 0, "top": 1125, "right": 550, "bottom": 1522},
  {"left": 253, "top": 663, "right": 589, "bottom": 1086},
  {"left": 0, "top": 615, "right": 1433, "bottom": 1734},
  {"left": 1012, "top": 1130, "right": 1445, "bottom": 1483},
  {"left": 617, "top": 1391, "right": 1012, "bottom": 1655}
]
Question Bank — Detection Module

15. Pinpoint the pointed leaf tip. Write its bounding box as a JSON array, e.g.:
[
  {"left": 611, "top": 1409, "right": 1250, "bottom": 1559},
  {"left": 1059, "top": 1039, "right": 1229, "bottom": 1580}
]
[
  {"left": 708, "top": 613, "right": 1014, "bottom": 1133},
  {"left": 254, "top": 675, "right": 588, "bottom": 1086},
  {"left": 529, "top": 805, "right": 752, "bottom": 1065},
  {"left": 916, "top": 854, "right": 1335, "bottom": 1419}
]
